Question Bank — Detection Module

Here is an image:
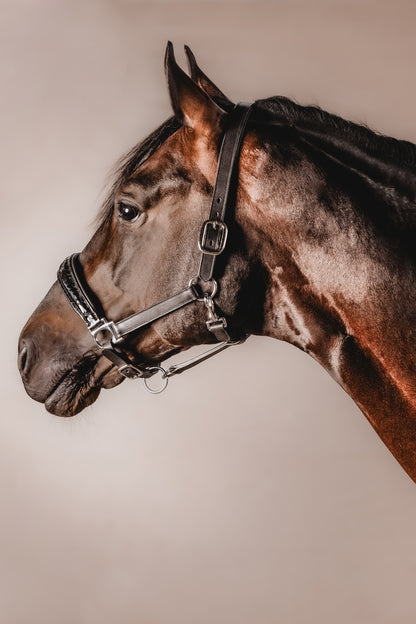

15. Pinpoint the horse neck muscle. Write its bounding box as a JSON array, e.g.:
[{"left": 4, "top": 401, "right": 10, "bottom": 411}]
[{"left": 240, "top": 128, "right": 416, "bottom": 482}]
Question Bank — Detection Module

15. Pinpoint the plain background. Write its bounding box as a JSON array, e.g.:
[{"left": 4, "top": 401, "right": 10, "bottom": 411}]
[{"left": 2, "top": 1, "right": 416, "bottom": 622}]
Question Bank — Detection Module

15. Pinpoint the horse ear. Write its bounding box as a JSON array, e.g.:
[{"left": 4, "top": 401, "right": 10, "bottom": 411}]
[
  {"left": 184, "top": 45, "right": 234, "bottom": 112},
  {"left": 164, "top": 41, "right": 224, "bottom": 137}
]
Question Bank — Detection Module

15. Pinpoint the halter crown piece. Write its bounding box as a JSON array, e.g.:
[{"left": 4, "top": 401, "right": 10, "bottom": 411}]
[{"left": 57, "top": 103, "right": 253, "bottom": 393}]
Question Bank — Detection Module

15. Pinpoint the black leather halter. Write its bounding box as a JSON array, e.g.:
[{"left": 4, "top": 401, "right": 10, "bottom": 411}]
[{"left": 58, "top": 103, "right": 253, "bottom": 393}]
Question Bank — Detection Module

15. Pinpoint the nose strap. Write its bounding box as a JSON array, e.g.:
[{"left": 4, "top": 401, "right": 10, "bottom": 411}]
[
  {"left": 58, "top": 254, "right": 101, "bottom": 328},
  {"left": 58, "top": 254, "right": 200, "bottom": 344},
  {"left": 58, "top": 255, "right": 148, "bottom": 379},
  {"left": 58, "top": 253, "right": 201, "bottom": 379}
]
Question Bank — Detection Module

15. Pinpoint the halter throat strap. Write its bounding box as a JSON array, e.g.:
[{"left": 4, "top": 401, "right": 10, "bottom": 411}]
[{"left": 57, "top": 103, "right": 253, "bottom": 388}]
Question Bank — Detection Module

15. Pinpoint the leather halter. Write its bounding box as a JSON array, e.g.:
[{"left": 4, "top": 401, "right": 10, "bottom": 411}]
[{"left": 57, "top": 103, "right": 253, "bottom": 393}]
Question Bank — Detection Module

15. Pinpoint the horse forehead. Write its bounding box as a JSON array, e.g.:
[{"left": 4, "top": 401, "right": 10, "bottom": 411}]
[
  {"left": 139, "top": 127, "right": 220, "bottom": 183},
  {"left": 131, "top": 156, "right": 181, "bottom": 187},
  {"left": 122, "top": 152, "right": 213, "bottom": 201},
  {"left": 126, "top": 143, "right": 190, "bottom": 191}
]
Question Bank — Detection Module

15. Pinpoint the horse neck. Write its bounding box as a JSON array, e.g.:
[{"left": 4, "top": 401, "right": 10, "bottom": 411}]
[{"left": 240, "top": 128, "right": 416, "bottom": 482}]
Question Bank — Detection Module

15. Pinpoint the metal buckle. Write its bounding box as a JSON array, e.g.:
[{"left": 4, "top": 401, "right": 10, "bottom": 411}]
[
  {"left": 118, "top": 363, "right": 143, "bottom": 380},
  {"left": 206, "top": 319, "right": 230, "bottom": 342},
  {"left": 198, "top": 220, "right": 228, "bottom": 255},
  {"left": 189, "top": 276, "right": 218, "bottom": 300},
  {"left": 89, "top": 319, "right": 122, "bottom": 348},
  {"left": 203, "top": 295, "right": 231, "bottom": 342}
]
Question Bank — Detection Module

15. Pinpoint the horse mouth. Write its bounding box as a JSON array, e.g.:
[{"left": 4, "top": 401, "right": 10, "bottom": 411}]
[{"left": 44, "top": 355, "right": 123, "bottom": 417}]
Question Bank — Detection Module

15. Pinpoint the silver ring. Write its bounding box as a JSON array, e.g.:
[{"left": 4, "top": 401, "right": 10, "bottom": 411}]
[
  {"left": 143, "top": 366, "right": 168, "bottom": 394},
  {"left": 188, "top": 276, "right": 218, "bottom": 300}
]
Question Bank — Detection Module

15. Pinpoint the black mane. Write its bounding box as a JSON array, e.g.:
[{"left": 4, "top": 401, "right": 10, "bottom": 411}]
[
  {"left": 254, "top": 96, "right": 416, "bottom": 239},
  {"left": 255, "top": 96, "right": 416, "bottom": 173}
]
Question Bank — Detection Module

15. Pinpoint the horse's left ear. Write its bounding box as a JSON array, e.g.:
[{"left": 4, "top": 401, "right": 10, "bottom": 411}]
[
  {"left": 164, "top": 41, "right": 225, "bottom": 137},
  {"left": 184, "top": 45, "right": 234, "bottom": 112}
]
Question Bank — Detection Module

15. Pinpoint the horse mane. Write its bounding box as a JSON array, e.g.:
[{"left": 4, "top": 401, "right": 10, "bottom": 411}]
[
  {"left": 254, "top": 96, "right": 416, "bottom": 243},
  {"left": 254, "top": 96, "right": 416, "bottom": 173}
]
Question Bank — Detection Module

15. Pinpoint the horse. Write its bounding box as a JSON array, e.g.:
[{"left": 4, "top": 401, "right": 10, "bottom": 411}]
[{"left": 18, "top": 43, "right": 416, "bottom": 483}]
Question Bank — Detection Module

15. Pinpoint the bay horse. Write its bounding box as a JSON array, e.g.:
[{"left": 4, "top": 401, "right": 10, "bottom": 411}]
[{"left": 18, "top": 43, "right": 416, "bottom": 483}]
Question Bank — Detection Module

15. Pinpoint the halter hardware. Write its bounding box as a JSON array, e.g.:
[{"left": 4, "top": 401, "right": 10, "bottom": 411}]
[
  {"left": 198, "top": 220, "right": 228, "bottom": 255},
  {"left": 89, "top": 319, "right": 122, "bottom": 347},
  {"left": 57, "top": 103, "right": 253, "bottom": 393}
]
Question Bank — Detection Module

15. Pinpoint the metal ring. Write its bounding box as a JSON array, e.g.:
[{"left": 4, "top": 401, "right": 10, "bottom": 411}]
[
  {"left": 188, "top": 276, "right": 218, "bottom": 300},
  {"left": 143, "top": 366, "right": 169, "bottom": 394}
]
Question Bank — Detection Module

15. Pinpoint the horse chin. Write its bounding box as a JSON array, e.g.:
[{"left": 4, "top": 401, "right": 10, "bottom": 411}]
[
  {"left": 44, "top": 357, "right": 124, "bottom": 417},
  {"left": 45, "top": 383, "right": 101, "bottom": 417}
]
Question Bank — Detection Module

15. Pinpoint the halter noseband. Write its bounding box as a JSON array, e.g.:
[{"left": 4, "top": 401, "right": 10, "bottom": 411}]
[{"left": 57, "top": 103, "right": 253, "bottom": 393}]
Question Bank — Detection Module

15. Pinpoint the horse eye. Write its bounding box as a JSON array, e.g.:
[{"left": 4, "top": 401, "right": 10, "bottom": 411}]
[{"left": 118, "top": 202, "right": 140, "bottom": 222}]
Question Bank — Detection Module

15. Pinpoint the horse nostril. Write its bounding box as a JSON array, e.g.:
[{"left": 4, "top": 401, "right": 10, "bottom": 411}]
[{"left": 18, "top": 338, "right": 33, "bottom": 378}]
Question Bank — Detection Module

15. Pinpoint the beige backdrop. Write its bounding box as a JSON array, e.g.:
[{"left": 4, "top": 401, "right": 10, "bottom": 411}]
[{"left": 2, "top": 1, "right": 416, "bottom": 623}]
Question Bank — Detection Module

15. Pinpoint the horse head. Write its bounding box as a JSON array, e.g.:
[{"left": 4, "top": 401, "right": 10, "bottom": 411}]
[{"left": 18, "top": 43, "right": 264, "bottom": 416}]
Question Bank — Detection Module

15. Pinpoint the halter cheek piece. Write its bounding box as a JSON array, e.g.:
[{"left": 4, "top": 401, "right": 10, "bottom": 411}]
[{"left": 57, "top": 103, "right": 253, "bottom": 393}]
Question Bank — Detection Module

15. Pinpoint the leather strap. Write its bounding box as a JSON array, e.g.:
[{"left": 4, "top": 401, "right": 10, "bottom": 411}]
[
  {"left": 116, "top": 287, "right": 197, "bottom": 337},
  {"left": 198, "top": 102, "right": 253, "bottom": 282},
  {"left": 58, "top": 254, "right": 101, "bottom": 328}
]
